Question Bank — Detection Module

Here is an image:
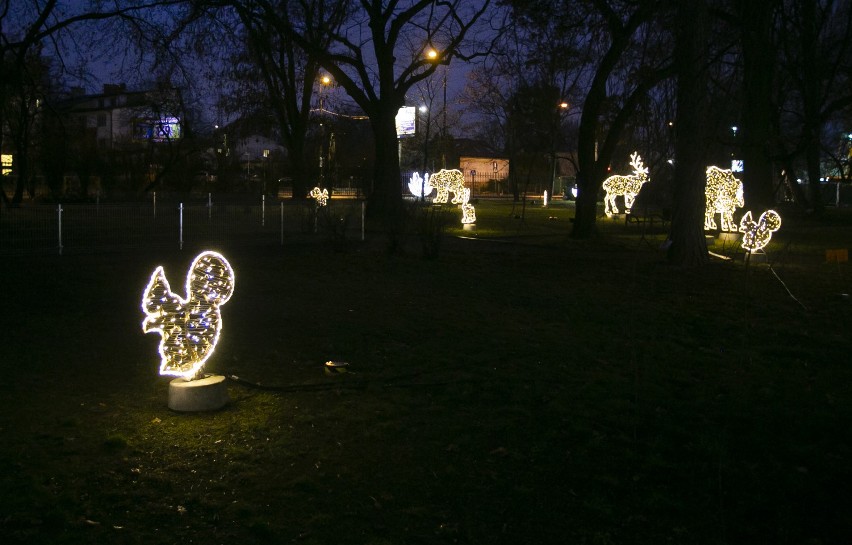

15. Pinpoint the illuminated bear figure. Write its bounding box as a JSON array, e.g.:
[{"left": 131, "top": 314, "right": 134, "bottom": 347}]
[
  {"left": 429, "top": 168, "right": 468, "bottom": 204},
  {"left": 739, "top": 209, "right": 781, "bottom": 252},
  {"left": 705, "top": 166, "right": 744, "bottom": 231},
  {"left": 142, "top": 251, "right": 235, "bottom": 379},
  {"left": 309, "top": 186, "right": 329, "bottom": 206},
  {"left": 602, "top": 152, "right": 649, "bottom": 216}
]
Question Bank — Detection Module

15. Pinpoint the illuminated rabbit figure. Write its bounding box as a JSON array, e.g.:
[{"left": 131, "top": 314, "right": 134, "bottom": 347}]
[
  {"left": 142, "top": 251, "right": 235, "bottom": 379},
  {"left": 460, "top": 187, "right": 476, "bottom": 224},
  {"left": 602, "top": 152, "right": 649, "bottom": 216},
  {"left": 739, "top": 209, "right": 781, "bottom": 252}
]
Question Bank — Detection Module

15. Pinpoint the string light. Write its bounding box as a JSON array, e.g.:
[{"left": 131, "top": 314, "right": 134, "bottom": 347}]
[
  {"left": 141, "top": 251, "right": 235, "bottom": 379},
  {"left": 460, "top": 187, "right": 476, "bottom": 224},
  {"left": 430, "top": 168, "right": 467, "bottom": 205},
  {"left": 739, "top": 209, "right": 781, "bottom": 252},
  {"left": 309, "top": 187, "right": 329, "bottom": 206},
  {"left": 705, "top": 166, "right": 744, "bottom": 231},
  {"left": 428, "top": 168, "right": 476, "bottom": 224},
  {"left": 602, "top": 152, "right": 649, "bottom": 216}
]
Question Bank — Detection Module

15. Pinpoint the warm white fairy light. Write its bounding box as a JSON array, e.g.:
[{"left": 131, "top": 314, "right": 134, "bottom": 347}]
[
  {"left": 739, "top": 209, "right": 781, "bottom": 252},
  {"left": 430, "top": 168, "right": 467, "bottom": 204},
  {"left": 460, "top": 187, "right": 476, "bottom": 224},
  {"left": 309, "top": 187, "right": 329, "bottom": 206},
  {"left": 142, "top": 251, "right": 235, "bottom": 379},
  {"left": 602, "top": 152, "right": 649, "bottom": 216},
  {"left": 408, "top": 172, "right": 434, "bottom": 198},
  {"left": 705, "top": 166, "right": 744, "bottom": 231}
]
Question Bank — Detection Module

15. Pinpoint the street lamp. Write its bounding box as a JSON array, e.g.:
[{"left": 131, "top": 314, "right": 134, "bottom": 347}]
[
  {"left": 425, "top": 47, "right": 448, "bottom": 168},
  {"left": 419, "top": 105, "right": 432, "bottom": 200},
  {"left": 551, "top": 102, "right": 569, "bottom": 197}
]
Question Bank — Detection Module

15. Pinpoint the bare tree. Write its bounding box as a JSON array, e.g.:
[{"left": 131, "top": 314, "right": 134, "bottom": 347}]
[
  {"left": 269, "top": 0, "right": 492, "bottom": 231},
  {"left": 1, "top": 0, "right": 190, "bottom": 204}
]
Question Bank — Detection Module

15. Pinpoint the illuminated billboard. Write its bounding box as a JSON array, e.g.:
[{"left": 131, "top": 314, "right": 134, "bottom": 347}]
[
  {"left": 135, "top": 116, "right": 181, "bottom": 141},
  {"left": 395, "top": 106, "right": 416, "bottom": 137}
]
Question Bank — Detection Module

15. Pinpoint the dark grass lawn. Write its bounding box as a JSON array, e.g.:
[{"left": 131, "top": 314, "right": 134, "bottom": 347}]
[{"left": 2, "top": 201, "right": 851, "bottom": 544}]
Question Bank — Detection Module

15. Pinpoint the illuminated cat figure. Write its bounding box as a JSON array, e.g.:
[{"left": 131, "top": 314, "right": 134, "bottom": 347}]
[
  {"left": 142, "top": 251, "right": 235, "bottom": 379},
  {"left": 602, "top": 152, "right": 649, "bottom": 216},
  {"left": 309, "top": 186, "right": 329, "bottom": 206},
  {"left": 739, "top": 209, "right": 781, "bottom": 252}
]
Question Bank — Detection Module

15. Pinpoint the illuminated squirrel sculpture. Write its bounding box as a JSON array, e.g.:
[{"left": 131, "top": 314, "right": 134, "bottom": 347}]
[
  {"left": 739, "top": 209, "right": 781, "bottom": 252},
  {"left": 142, "top": 251, "right": 235, "bottom": 379}
]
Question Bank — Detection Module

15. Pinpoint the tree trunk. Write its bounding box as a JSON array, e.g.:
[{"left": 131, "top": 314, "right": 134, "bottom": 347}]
[
  {"left": 668, "top": 0, "right": 709, "bottom": 267},
  {"left": 369, "top": 106, "right": 404, "bottom": 226},
  {"left": 739, "top": 0, "right": 778, "bottom": 211},
  {"left": 571, "top": 105, "right": 603, "bottom": 239},
  {"left": 800, "top": 0, "right": 824, "bottom": 214}
]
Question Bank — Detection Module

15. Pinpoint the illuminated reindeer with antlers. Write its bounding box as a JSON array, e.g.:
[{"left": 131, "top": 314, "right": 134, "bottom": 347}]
[{"left": 602, "top": 152, "right": 650, "bottom": 217}]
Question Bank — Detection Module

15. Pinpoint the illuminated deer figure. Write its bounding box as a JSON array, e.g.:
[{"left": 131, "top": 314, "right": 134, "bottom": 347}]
[
  {"left": 429, "top": 168, "right": 467, "bottom": 204},
  {"left": 704, "top": 166, "right": 744, "bottom": 231},
  {"left": 602, "top": 152, "right": 649, "bottom": 216}
]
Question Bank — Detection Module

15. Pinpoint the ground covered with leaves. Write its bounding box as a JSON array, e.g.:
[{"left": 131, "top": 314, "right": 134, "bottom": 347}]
[{"left": 2, "top": 202, "right": 851, "bottom": 544}]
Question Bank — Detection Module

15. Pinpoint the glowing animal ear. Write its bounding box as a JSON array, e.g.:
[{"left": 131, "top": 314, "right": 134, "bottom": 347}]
[
  {"left": 739, "top": 210, "right": 754, "bottom": 231},
  {"left": 188, "top": 251, "right": 235, "bottom": 304},
  {"left": 143, "top": 267, "right": 174, "bottom": 313}
]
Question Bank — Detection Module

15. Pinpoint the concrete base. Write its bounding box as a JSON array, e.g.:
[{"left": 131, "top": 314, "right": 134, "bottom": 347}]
[
  {"left": 744, "top": 251, "right": 768, "bottom": 264},
  {"left": 168, "top": 375, "right": 229, "bottom": 412},
  {"left": 718, "top": 231, "right": 740, "bottom": 242},
  {"left": 463, "top": 223, "right": 476, "bottom": 231}
]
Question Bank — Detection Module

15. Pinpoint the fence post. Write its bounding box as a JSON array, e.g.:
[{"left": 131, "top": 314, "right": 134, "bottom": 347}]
[
  {"left": 57, "top": 204, "right": 63, "bottom": 255},
  {"left": 153, "top": 191, "right": 157, "bottom": 219},
  {"left": 262, "top": 194, "right": 266, "bottom": 227},
  {"left": 361, "top": 200, "right": 365, "bottom": 241},
  {"left": 208, "top": 192, "right": 212, "bottom": 219},
  {"left": 179, "top": 202, "right": 184, "bottom": 250},
  {"left": 280, "top": 201, "right": 284, "bottom": 245}
]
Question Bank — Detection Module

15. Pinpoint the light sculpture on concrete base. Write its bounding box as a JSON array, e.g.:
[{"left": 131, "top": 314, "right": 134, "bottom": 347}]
[
  {"left": 739, "top": 209, "right": 781, "bottom": 252},
  {"left": 142, "top": 251, "right": 235, "bottom": 411},
  {"left": 429, "top": 168, "right": 476, "bottom": 225},
  {"left": 705, "top": 166, "right": 744, "bottom": 231}
]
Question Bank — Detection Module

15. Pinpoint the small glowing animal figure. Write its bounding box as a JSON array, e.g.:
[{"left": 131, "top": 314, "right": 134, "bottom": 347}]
[
  {"left": 739, "top": 209, "right": 781, "bottom": 252},
  {"left": 705, "top": 166, "right": 744, "bottom": 231},
  {"left": 460, "top": 187, "right": 476, "bottom": 224},
  {"left": 142, "top": 251, "right": 235, "bottom": 379},
  {"left": 408, "top": 172, "right": 434, "bottom": 198},
  {"left": 309, "top": 186, "right": 329, "bottom": 206},
  {"left": 429, "top": 168, "right": 468, "bottom": 204},
  {"left": 602, "top": 152, "right": 649, "bottom": 216}
]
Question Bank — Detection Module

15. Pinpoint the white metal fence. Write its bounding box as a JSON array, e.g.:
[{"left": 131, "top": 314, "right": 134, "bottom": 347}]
[{"left": 0, "top": 194, "right": 366, "bottom": 255}]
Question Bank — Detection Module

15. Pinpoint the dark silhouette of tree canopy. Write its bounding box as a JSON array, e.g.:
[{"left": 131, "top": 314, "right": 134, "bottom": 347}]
[
  {"left": 1, "top": 0, "right": 192, "bottom": 204},
  {"left": 264, "top": 0, "right": 492, "bottom": 231}
]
